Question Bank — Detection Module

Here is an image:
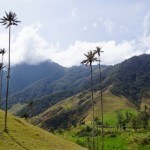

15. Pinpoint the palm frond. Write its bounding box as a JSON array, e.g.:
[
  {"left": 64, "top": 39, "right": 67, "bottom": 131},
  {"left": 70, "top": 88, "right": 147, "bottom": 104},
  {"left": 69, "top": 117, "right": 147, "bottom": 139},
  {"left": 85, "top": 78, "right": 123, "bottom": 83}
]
[
  {"left": 81, "top": 50, "right": 97, "bottom": 66},
  {"left": 0, "top": 48, "right": 6, "bottom": 55},
  {"left": 0, "top": 11, "right": 20, "bottom": 28},
  {"left": 81, "top": 59, "right": 88, "bottom": 64}
]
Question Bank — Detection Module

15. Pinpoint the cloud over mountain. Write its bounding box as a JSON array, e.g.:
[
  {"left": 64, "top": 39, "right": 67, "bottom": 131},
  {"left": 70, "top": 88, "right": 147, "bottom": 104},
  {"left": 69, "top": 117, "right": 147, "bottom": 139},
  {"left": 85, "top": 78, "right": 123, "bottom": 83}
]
[{"left": 0, "top": 11, "right": 150, "bottom": 67}]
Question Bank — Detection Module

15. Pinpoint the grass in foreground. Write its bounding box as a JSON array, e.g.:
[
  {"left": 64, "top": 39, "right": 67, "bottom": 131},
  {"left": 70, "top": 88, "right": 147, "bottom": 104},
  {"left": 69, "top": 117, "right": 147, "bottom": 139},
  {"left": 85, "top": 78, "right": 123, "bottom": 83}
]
[{"left": 0, "top": 110, "right": 87, "bottom": 150}]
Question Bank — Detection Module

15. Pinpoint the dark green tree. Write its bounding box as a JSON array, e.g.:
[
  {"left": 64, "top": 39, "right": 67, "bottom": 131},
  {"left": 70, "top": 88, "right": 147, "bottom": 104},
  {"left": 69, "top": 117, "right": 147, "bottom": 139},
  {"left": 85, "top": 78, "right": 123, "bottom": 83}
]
[
  {"left": 0, "top": 11, "right": 20, "bottom": 132},
  {"left": 140, "top": 106, "right": 149, "bottom": 130},
  {"left": 117, "top": 111, "right": 123, "bottom": 129},
  {"left": 131, "top": 116, "right": 141, "bottom": 131},
  {"left": 81, "top": 50, "right": 97, "bottom": 150}
]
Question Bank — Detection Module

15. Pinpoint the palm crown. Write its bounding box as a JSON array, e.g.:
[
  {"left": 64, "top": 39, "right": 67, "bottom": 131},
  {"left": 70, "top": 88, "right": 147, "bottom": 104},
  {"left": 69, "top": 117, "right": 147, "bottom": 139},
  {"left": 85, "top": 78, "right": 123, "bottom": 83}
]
[
  {"left": 93, "top": 46, "right": 103, "bottom": 56},
  {"left": 0, "top": 11, "right": 20, "bottom": 28},
  {"left": 0, "top": 48, "right": 6, "bottom": 55},
  {"left": 81, "top": 50, "right": 97, "bottom": 66}
]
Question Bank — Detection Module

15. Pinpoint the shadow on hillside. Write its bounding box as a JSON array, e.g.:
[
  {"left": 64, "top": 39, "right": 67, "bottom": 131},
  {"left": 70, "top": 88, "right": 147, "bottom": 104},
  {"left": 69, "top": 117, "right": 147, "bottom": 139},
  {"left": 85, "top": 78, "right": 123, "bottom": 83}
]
[{"left": 8, "top": 133, "right": 29, "bottom": 150}]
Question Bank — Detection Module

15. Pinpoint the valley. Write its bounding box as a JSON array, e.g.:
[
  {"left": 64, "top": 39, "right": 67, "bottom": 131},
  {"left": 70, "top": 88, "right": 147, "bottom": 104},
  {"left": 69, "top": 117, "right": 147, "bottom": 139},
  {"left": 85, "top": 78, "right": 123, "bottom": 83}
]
[{"left": 0, "top": 54, "right": 150, "bottom": 150}]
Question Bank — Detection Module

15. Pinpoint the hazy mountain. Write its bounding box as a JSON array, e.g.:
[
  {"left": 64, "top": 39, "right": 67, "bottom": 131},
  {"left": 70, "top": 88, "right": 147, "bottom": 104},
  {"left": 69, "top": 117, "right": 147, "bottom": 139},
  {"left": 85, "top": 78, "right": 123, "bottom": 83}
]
[
  {"left": 2, "top": 61, "right": 66, "bottom": 108},
  {"left": 15, "top": 54, "right": 150, "bottom": 119},
  {"left": 8, "top": 64, "right": 110, "bottom": 108},
  {"left": 2, "top": 54, "right": 149, "bottom": 114},
  {"left": 2, "top": 61, "right": 66, "bottom": 95}
]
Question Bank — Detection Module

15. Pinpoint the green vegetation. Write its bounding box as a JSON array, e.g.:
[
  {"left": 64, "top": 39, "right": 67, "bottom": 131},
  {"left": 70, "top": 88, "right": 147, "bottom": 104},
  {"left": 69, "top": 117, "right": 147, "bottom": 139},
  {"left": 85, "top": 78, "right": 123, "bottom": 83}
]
[
  {"left": 32, "top": 90, "right": 144, "bottom": 130},
  {"left": 110, "top": 54, "right": 150, "bottom": 103},
  {"left": 30, "top": 89, "right": 149, "bottom": 150},
  {"left": 0, "top": 54, "right": 149, "bottom": 149},
  {"left": 0, "top": 110, "right": 87, "bottom": 150},
  {"left": 54, "top": 127, "right": 150, "bottom": 150}
]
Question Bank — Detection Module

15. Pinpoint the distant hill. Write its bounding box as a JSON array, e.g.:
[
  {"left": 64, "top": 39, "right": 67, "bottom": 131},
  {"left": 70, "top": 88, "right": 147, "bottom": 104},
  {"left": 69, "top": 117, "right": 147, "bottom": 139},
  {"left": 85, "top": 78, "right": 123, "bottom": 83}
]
[
  {"left": 2, "top": 61, "right": 66, "bottom": 96},
  {"left": 7, "top": 64, "right": 110, "bottom": 108},
  {"left": 2, "top": 61, "right": 67, "bottom": 108},
  {"left": 13, "top": 65, "right": 110, "bottom": 116},
  {"left": 8, "top": 54, "right": 150, "bottom": 119},
  {"left": 0, "top": 110, "right": 87, "bottom": 150},
  {"left": 2, "top": 54, "right": 149, "bottom": 115}
]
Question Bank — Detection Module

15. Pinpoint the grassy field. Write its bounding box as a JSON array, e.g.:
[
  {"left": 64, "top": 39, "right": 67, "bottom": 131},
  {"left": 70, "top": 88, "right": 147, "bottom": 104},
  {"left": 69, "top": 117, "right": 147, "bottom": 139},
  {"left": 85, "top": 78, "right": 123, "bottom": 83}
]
[
  {"left": 85, "top": 91, "right": 137, "bottom": 125},
  {"left": 31, "top": 90, "right": 149, "bottom": 150},
  {"left": 5, "top": 90, "right": 149, "bottom": 150},
  {"left": 33, "top": 90, "right": 137, "bottom": 128},
  {"left": 0, "top": 110, "right": 87, "bottom": 150},
  {"left": 51, "top": 90, "right": 149, "bottom": 149},
  {"left": 55, "top": 126, "right": 150, "bottom": 150}
]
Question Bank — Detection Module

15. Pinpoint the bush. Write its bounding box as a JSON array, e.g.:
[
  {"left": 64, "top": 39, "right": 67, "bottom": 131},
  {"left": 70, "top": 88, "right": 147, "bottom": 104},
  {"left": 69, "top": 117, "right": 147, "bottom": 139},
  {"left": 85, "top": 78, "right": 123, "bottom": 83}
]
[{"left": 76, "top": 139, "right": 86, "bottom": 147}]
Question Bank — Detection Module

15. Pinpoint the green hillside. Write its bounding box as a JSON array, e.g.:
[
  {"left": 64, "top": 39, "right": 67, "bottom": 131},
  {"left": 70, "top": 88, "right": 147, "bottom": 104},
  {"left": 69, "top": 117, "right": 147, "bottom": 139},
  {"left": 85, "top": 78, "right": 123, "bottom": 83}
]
[
  {"left": 12, "top": 54, "right": 150, "bottom": 119},
  {"left": 8, "top": 64, "right": 110, "bottom": 110},
  {"left": 33, "top": 89, "right": 138, "bottom": 130},
  {"left": 31, "top": 90, "right": 150, "bottom": 150},
  {"left": 0, "top": 110, "right": 87, "bottom": 150},
  {"left": 103, "top": 54, "right": 150, "bottom": 102},
  {"left": 84, "top": 90, "right": 137, "bottom": 125}
]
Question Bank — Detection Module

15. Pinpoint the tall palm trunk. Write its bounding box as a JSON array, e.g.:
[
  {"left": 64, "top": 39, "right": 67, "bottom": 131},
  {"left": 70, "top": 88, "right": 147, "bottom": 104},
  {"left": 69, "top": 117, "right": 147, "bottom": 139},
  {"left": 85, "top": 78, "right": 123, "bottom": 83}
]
[
  {"left": 0, "top": 53, "right": 4, "bottom": 109},
  {"left": 98, "top": 55, "right": 104, "bottom": 150},
  {"left": 4, "top": 25, "right": 11, "bottom": 132},
  {"left": 90, "top": 64, "right": 95, "bottom": 150}
]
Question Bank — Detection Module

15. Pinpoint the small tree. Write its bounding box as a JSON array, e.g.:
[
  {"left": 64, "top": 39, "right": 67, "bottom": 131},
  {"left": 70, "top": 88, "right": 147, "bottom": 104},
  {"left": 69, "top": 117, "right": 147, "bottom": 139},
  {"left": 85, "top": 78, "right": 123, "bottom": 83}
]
[
  {"left": 140, "top": 107, "right": 149, "bottom": 130},
  {"left": 131, "top": 116, "right": 141, "bottom": 131},
  {"left": 117, "top": 111, "right": 123, "bottom": 129}
]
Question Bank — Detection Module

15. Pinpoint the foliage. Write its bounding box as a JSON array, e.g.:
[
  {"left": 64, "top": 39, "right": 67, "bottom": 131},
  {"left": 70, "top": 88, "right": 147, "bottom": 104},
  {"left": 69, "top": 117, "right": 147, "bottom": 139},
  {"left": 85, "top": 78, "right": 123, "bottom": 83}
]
[{"left": 110, "top": 54, "right": 150, "bottom": 103}]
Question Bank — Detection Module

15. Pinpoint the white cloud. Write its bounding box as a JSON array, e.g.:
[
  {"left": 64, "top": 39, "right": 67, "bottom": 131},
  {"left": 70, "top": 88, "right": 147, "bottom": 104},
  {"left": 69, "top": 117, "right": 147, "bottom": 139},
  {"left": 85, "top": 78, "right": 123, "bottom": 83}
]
[
  {"left": 82, "top": 26, "right": 88, "bottom": 31},
  {"left": 92, "top": 22, "right": 98, "bottom": 28},
  {"left": 72, "top": 8, "right": 78, "bottom": 17},
  {"left": 52, "top": 40, "right": 147, "bottom": 67},
  {"left": 143, "top": 11, "right": 150, "bottom": 36},
  {"left": 0, "top": 20, "right": 149, "bottom": 68},
  {"left": 1, "top": 23, "right": 58, "bottom": 66},
  {"left": 104, "top": 20, "right": 114, "bottom": 35}
]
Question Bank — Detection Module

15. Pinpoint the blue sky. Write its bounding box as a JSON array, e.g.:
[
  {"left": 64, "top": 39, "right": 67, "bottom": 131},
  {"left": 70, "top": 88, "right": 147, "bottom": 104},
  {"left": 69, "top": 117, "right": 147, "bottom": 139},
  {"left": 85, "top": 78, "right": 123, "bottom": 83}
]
[{"left": 0, "top": 0, "right": 149, "bottom": 67}]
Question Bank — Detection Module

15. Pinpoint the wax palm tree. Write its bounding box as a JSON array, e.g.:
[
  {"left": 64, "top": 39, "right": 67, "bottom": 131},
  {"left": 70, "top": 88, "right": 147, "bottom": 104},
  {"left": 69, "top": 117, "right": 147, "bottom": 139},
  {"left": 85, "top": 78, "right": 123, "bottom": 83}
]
[
  {"left": 0, "top": 48, "right": 6, "bottom": 109},
  {"left": 0, "top": 11, "right": 20, "bottom": 132},
  {"left": 81, "top": 51, "right": 97, "bottom": 150},
  {"left": 94, "top": 46, "right": 104, "bottom": 150}
]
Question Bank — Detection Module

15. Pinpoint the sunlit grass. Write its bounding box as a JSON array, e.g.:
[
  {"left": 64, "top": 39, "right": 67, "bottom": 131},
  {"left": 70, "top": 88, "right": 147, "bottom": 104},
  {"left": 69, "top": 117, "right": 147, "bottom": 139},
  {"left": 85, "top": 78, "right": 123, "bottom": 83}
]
[{"left": 0, "top": 110, "right": 87, "bottom": 150}]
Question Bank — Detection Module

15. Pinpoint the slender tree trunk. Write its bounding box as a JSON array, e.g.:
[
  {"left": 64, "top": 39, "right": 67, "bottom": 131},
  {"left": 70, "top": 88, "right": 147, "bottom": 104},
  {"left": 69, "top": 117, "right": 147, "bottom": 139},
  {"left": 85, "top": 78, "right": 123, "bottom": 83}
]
[
  {"left": 96, "top": 123, "right": 98, "bottom": 150},
  {"left": 90, "top": 64, "right": 95, "bottom": 150},
  {"left": 0, "top": 68, "right": 2, "bottom": 109},
  {"left": 98, "top": 55, "right": 104, "bottom": 150},
  {"left": 4, "top": 25, "right": 11, "bottom": 132},
  {"left": 0, "top": 54, "right": 4, "bottom": 109}
]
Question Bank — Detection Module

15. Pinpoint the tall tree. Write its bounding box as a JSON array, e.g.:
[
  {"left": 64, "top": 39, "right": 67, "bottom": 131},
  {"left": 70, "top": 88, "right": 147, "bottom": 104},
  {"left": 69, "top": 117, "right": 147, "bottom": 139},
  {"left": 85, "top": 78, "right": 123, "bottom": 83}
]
[
  {"left": 0, "top": 48, "right": 6, "bottom": 109},
  {"left": 93, "top": 46, "right": 104, "bottom": 150},
  {"left": 81, "top": 51, "right": 97, "bottom": 150},
  {"left": 0, "top": 11, "right": 20, "bottom": 132}
]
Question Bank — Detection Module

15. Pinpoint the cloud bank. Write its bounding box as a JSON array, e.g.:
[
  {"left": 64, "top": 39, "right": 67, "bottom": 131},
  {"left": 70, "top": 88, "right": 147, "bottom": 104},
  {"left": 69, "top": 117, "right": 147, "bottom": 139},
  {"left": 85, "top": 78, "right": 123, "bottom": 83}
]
[{"left": 0, "top": 12, "right": 150, "bottom": 67}]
